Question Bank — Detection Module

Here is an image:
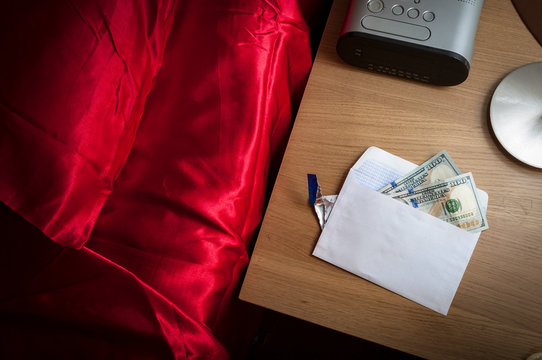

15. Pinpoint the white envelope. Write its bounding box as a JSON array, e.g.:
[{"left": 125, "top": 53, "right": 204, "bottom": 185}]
[{"left": 312, "top": 147, "right": 488, "bottom": 315}]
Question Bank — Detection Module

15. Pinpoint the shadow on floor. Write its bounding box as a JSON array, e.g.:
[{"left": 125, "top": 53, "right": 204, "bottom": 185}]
[{"left": 247, "top": 309, "right": 423, "bottom": 360}]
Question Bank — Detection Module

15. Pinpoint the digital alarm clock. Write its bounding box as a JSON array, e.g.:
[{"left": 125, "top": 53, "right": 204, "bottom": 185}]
[{"left": 337, "top": 0, "right": 485, "bottom": 85}]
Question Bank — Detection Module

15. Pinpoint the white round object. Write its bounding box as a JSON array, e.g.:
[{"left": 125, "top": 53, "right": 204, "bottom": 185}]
[
  {"left": 490, "top": 62, "right": 542, "bottom": 168},
  {"left": 526, "top": 353, "right": 542, "bottom": 360}
]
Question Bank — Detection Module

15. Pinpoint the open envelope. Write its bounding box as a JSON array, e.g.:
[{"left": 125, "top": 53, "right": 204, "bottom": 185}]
[{"left": 312, "top": 147, "right": 488, "bottom": 315}]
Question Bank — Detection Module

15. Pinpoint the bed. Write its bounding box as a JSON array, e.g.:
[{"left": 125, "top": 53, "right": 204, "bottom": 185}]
[{"left": 0, "top": 0, "right": 330, "bottom": 358}]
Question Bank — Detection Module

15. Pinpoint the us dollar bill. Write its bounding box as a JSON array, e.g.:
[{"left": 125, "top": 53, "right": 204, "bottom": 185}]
[
  {"left": 391, "top": 172, "right": 488, "bottom": 232},
  {"left": 379, "top": 150, "right": 461, "bottom": 194}
]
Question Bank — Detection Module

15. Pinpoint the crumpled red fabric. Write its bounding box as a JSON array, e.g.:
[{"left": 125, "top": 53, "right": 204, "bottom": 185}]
[
  {"left": 86, "top": 0, "right": 314, "bottom": 330},
  {"left": 1, "top": 0, "right": 323, "bottom": 358},
  {"left": 1, "top": 0, "right": 177, "bottom": 248}
]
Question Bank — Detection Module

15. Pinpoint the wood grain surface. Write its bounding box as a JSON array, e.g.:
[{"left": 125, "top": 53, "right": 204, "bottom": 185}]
[{"left": 240, "top": 0, "right": 542, "bottom": 359}]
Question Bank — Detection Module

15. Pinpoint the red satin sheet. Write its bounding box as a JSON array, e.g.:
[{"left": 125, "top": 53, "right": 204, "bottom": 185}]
[
  {"left": 1, "top": 0, "right": 324, "bottom": 358},
  {"left": 1, "top": 0, "right": 177, "bottom": 248}
]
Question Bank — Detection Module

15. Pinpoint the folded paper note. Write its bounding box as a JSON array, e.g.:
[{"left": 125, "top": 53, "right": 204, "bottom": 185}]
[{"left": 312, "top": 147, "right": 488, "bottom": 315}]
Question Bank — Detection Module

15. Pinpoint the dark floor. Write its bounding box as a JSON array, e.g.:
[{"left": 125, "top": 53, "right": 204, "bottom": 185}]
[
  {"left": 217, "top": 295, "right": 422, "bottom": 360},
  {"left": 247, "top": 308, "right": 422, "bottom": 360}
]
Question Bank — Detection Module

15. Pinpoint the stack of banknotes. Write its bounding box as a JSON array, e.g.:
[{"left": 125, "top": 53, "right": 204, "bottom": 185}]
[
  {"left": 376, "top": 150, "right": 488, "bottom": 232},
  {"left": 309, "top": 150, "right": 489, "bottom": 232}
]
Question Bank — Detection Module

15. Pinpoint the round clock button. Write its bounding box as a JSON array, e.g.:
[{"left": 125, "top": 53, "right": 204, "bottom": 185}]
[
  {"left": 407, "top": 8, "right": 420, "bottom": 19},
  {"left": 392, "top": 5, "right": 404, "bottom": 15},
  {"left": 423, "top": 11, "right": 435, "bottom": 22},
  {"left": 367, "top": 0, "right": 384, "bottom": 13}
]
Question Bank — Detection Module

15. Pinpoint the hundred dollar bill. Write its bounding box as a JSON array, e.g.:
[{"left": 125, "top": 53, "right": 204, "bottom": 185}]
[
  {"left": 391, "top": 172, "right": 488, "bottom": 232},
  {"left": 379, "top": 150, "right": 461, "bottom": 194}
]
